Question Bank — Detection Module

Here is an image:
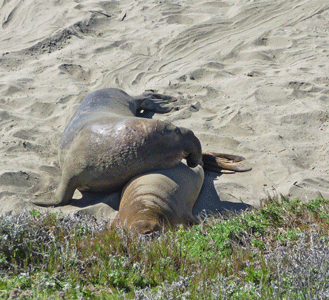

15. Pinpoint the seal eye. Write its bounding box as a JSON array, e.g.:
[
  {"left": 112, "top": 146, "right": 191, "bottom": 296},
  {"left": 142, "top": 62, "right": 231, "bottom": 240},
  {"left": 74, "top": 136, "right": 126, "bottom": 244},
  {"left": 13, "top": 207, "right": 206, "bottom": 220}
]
[{"left": 175, "top": 128, "right": 180, "bottom": 134}]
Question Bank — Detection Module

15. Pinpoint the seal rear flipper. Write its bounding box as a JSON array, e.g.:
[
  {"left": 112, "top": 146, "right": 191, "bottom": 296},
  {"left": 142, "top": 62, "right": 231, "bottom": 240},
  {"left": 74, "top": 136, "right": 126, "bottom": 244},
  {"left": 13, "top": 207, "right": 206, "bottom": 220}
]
[
  {"left": 135, "top": 92, "right": 177, "bottom": 113},
  {"left": 202, "top": 152, "right": 252, "bottom": 173}
]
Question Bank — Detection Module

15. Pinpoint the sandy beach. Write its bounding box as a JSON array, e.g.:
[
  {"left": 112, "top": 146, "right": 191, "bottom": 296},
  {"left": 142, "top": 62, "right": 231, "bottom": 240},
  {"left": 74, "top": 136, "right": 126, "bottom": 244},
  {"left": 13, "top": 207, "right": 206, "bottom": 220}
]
[{"left": 1, "top": 0, "right": 329, "bottom": 220}]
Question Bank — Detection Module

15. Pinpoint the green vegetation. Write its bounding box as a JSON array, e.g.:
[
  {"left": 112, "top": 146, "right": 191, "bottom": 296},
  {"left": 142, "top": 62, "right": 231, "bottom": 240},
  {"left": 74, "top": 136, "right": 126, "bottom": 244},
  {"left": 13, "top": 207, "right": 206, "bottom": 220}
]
[{"left": 1, "top": 197, "right": 329, "bottom": 299}]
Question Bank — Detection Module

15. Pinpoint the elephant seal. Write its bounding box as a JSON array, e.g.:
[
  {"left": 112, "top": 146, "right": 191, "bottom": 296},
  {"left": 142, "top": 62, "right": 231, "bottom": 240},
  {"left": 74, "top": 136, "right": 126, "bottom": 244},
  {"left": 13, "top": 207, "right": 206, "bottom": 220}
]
[
  {"left": 111, "top": 152, "right": 251, "bottom": 235},
  {"left": 33, "top": 88, "right": 202, "bottom": 206},
  {"left": 111, "top": 163, "right": 203, "bottom": 235}
]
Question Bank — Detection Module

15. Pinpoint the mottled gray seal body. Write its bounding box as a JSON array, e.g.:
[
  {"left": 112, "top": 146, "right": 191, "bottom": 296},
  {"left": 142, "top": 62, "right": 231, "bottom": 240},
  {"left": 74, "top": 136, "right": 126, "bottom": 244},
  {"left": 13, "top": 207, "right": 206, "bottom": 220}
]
[{"left": 33, "top": 88, "right": 202, "bottom": 206}]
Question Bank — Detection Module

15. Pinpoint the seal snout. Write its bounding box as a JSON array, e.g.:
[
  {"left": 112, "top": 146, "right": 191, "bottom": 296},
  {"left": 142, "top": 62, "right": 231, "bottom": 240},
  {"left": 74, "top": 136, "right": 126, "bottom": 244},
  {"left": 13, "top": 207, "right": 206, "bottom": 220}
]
[{"left": 180, "top": 127, "right": 202, "bottom": 168}]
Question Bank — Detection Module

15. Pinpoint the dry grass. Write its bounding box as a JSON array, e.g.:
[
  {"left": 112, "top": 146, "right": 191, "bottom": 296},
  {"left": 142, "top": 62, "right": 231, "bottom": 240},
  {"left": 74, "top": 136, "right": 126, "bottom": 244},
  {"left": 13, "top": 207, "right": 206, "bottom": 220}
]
[{"left": 1, "top": 197, "right": 329, "bottom": 299}]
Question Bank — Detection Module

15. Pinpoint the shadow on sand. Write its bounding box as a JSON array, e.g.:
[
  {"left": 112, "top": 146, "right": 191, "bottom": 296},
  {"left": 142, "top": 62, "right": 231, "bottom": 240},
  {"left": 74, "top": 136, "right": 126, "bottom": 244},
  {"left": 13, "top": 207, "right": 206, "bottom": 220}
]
[
  {"left": 193, "top": 171, "right": 252, "bottom": 219},
  {"left": 59, "top": 170, "right": 252, "bottom": 223}
]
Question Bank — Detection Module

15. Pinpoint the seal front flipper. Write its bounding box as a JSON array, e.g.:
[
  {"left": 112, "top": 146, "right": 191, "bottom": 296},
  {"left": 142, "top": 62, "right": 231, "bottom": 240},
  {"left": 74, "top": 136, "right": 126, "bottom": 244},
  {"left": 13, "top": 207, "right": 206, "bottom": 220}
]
[
  {"left": 135, "top": 91, "right": 177, "bottom": 113},
  {"left": 32, "top": 191, "right": 57, "bottom": 207},
  {"left": 202, "top": 152, "right": 252, "bottom": 173},
  {"left": 32, "top": 175, "right": 75, "bottom": 207}
]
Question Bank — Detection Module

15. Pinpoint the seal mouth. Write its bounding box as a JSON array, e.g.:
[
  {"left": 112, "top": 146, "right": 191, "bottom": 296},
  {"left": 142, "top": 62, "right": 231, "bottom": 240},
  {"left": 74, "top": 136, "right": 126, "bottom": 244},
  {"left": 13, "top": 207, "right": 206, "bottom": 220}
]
[
  {"left": 186, "top": 153, "right": 201, "bottom": 168},
  {"left": 181, "top": 128, "right": 202, "bottom": 168}
]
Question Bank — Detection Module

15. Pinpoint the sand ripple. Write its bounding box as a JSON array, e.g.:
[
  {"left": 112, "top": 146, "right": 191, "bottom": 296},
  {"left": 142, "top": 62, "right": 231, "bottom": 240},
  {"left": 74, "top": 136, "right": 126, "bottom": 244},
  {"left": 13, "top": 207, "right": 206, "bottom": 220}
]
[{"left": 1, "top": 0, "right": 329, "bottom": 216}]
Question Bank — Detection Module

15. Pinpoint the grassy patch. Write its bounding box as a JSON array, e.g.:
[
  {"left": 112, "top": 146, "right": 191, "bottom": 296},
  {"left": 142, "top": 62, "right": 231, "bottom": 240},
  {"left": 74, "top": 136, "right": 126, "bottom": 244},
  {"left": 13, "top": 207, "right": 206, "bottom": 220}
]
[{"left": 1, "top": 197, "right": 329, "bottom": 299}]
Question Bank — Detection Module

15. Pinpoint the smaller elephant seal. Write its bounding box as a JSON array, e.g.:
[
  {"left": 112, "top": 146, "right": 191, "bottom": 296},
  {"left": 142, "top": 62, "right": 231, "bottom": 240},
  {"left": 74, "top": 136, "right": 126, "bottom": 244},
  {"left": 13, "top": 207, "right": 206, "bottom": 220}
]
[
  {"left": 111, "top": 152, "right": 251, "bottom": 235},
  {"left": 33, "top": 88, "right": 202, "bottom": 207}
]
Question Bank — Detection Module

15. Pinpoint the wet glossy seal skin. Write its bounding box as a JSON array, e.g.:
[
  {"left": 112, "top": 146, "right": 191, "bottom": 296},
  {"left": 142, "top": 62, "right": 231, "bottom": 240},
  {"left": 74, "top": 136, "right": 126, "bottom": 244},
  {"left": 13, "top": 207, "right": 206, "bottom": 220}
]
[
  {"left": 33, "top": 88, "right": 202, "bottom": 206},
  {"left": 111, "top": 152, "right": 252, "bottom": 235}
]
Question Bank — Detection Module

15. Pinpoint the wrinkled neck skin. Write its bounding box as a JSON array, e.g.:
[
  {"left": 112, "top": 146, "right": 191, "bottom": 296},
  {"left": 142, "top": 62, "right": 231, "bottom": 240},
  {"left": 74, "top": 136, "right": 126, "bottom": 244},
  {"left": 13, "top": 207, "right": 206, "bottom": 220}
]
[{"left": 113, "top": 163, "right": 204, "bottom": 235}]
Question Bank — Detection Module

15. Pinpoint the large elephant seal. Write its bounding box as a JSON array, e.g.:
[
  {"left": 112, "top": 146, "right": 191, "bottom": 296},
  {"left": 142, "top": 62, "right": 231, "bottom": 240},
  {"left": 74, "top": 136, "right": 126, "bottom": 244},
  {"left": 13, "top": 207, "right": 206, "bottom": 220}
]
[
  {"left": 111, "top": 163, "right": 204, "bottom": 235},
  {"left": 111, "top": 152, "right": 251, "bottom": 235},
  {"left": 33, "top": 88, "right": 202, "bottom": 206}
]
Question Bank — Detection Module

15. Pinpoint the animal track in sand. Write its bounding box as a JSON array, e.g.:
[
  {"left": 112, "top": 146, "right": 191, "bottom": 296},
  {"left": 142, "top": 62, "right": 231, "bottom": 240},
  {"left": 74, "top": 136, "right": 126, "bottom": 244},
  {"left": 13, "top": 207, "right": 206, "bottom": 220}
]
[
  {"left": 58, "top": 64, "right": 90, "bottom": 82},
  {"left": 0, "top": 171, "right": 39, "bottom": 191}
]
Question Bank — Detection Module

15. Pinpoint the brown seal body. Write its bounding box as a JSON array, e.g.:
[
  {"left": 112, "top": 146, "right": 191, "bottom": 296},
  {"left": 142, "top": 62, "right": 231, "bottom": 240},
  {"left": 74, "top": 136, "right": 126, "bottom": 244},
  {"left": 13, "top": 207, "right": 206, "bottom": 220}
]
[
  {"left": 111, "top": 163, "right": 204, "bottom": 234},
  {"left": 111, "top": 152, "right": 252, "bottom": 235},
  {"left": 33, "top": 88, "right": 202, "bottom": 206}
]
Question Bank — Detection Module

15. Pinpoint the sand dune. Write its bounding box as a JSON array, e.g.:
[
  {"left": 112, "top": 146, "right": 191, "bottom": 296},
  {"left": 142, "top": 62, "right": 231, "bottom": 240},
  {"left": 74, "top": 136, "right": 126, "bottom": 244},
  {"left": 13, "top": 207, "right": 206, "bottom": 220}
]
[{"left": 1, "top": 0, "right": 329, "bottom": 219}]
